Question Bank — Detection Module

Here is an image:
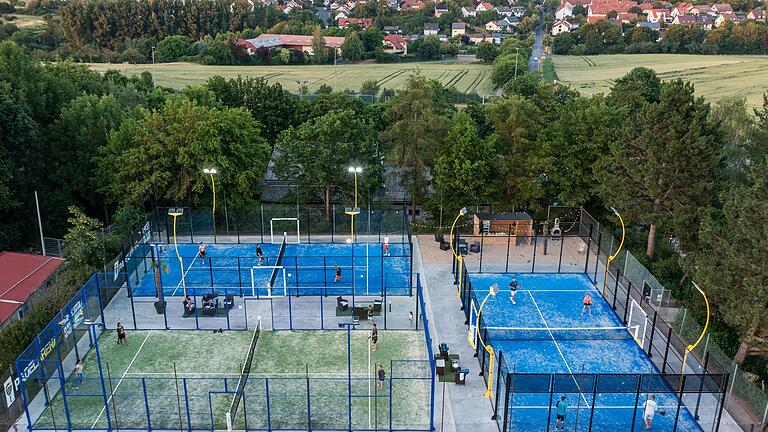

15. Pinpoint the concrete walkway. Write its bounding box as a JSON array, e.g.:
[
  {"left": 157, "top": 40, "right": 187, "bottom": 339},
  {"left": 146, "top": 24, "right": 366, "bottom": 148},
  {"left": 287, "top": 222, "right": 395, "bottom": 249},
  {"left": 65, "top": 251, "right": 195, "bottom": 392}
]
[{"left": 412, "top": 237, "right": 500, "bottom": 432}]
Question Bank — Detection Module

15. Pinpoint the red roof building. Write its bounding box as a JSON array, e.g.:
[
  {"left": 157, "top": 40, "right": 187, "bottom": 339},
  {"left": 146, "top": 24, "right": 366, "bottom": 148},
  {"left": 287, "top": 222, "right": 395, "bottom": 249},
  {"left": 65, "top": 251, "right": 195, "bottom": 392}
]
[
  {"left": 0, "top": 252, "right": 64, "bottom": 327},
  {"left": 338, "top": 17, "right": 374, "bottom": 28}
]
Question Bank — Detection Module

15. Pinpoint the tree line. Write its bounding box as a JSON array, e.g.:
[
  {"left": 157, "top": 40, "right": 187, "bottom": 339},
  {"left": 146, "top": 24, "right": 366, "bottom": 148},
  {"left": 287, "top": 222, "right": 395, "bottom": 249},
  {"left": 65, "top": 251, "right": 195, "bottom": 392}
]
[{"left": 552, "top": 19, "right": 768, "bottom": 55}]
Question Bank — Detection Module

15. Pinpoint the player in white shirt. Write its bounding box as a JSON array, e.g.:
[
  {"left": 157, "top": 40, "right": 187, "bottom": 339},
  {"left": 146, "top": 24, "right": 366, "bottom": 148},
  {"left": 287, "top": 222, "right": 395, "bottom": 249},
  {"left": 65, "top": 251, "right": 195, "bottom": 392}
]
[
  {"left": 642, "top": 394, "right": 659, "bottom": 429},
  {"left": 383, "top": 234, "right": 390, "bottom": 256}
]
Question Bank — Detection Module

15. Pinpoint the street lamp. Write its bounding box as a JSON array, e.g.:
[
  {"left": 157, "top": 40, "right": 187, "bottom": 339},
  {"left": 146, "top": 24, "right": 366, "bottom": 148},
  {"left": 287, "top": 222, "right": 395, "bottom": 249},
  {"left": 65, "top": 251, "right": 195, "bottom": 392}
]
[
  {"left": 168, "top": 208, "right": 187, "bottom": 298},
  {"left": 203, "top": 168, "right": 218, "bottom": 242},
  {"left": 602, "top": 207, "right": 625, "bottom": 297},
  {"left": 450, "top": 207, "right": 468, "bottom": 300},
  {"left": 474, "top": 283, "right": 499, "bottom": 398},
  {"left": 345, "top": 166, "right": 363, "bottom": 242}
]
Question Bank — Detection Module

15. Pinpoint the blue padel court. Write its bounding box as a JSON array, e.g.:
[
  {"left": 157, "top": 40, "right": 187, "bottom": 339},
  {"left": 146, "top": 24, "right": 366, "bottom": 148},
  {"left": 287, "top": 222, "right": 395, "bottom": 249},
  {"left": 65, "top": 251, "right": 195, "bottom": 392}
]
[
  {"left": 131, "top": 242, "right": 411, "bottom": 297},
  {"left": 467, "top": 273, "right": 702, "bottom": 432}
]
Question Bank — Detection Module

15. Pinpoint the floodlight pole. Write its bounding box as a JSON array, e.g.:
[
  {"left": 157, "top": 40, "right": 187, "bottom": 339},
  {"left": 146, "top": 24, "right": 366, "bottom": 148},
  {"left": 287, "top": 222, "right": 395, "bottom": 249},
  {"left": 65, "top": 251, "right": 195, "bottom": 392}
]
[
  {"left": 450, "top": 207, "right": 468, "bottom": 300},
  {"left": 347, "top": 167, "right": 363, "bottom": 242},
  {"left": 203, "top": 168, "right": 218, "bottom": 242},
  {"left": 475, "top": 283, "right": 498, "bottom": 398},
  {"left": 682, "top": 282, "right": 710, "bottom": 378},
  {"left": 168, "top": 208, "right": 187, "bottom": 298},
  {"left": 34, "top": 191, "right": 46, "bottom": 256},
  {"left": 602, "top": 207, "right": 625, "bottom": 297}
]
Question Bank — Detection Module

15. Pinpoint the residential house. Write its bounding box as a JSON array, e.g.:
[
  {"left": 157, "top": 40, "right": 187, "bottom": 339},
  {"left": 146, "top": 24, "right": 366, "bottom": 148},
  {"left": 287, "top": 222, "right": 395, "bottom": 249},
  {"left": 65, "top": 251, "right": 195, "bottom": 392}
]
[
  {"left": 383, "top": 25, "right": 402, "bottom": 34},
  {"left": 334, "top": 11, "right": 349, "bottom": 19},
  {"left": 338, "top": 17, "right": 374, "bottom": 28},
  {"left": 451, "top": 22, "right": 467, "bottom": 36},
  {"left": 636, "top": 21, "right": 660, "bottom": 29},
  {"left": 747, "top": 8, "right": 765, "bottom": 21},
  {"left": 462, "top": 6, "right": 477, "bottom": 16},
  {"left": 492, "top": 32, "right": 513, "bottom": 44},
  {"left": 468, "top": 33, "right": 491, "bottom": 43},
  {"left": 616, "top": 12, "right": 638, "bottom": 21},
  {"left": 476, "top": 2, "right": 494, "bottom": 12},
  {"left": 711, "top": 3, "right": 733, "bottom": 14},
  {"left": 672, "top": 14, "right": 697, "bottom": 24},
  {"left": 510, "top": 6, "right": 527, "bottom": 16},
  {"left": 555, "top": 1, "right": 575, "bottom": 19},
  {"left": 496, "top": 6, "right": 513, "bottom": 16},
  {"left": 0, "top": 252, "right": 65, "bottom": 329},
  {"left": 551, "top": 18, "right": 578, "bottom": 34},
  {"left": 588, "top": 0, "right": 637, "bottom": 22},
  {"left": 670, "top": 1, "right": 692, "bottom": 17},
  {"left": 689, "top": 4, "right": 713, "bottom": 15},
  {"left": 697, "top": 14, "right": 716, "bottom": 28},
  {"left": 486, "top": 20, "right": 502, "bottom": 31},
  {"left": 498, "top": 16, "right": 519, "bottom": 29},
  {"left": 237, "top": 34, "right": 346, "bottom": 55},
  {"left": 383, "top": 34, "right": 407, "bottom": 54},
  {"left": 424, "top": 22, "right": 440, "bottom": 35},
  {"left": 647, "top": 8, "right": 670, "bottom": 22},
  {"left": 435, "top": 3, "right": 449, "bottom": 16},
  {"left": 638, "top": 3, "right": 654, "bottom": 13},
  {"left": 715, "top": 12, "right": 746, "bottom": 26},
  {"left": 401, "top": 0, "right": 427, "bottom": 9}
]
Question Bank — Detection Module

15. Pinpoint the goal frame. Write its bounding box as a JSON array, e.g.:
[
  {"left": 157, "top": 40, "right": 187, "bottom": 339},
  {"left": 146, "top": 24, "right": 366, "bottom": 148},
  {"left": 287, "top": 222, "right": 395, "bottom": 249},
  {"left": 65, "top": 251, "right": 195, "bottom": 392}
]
[
  {"left": 250, "top": 266, "right": 287, "bottom": 298},
  {"left": 627, "top": 298, "right": 648, "bottom": 349},
  {"left": 270, "top": 218, "right": 300, "bottom": 244}
]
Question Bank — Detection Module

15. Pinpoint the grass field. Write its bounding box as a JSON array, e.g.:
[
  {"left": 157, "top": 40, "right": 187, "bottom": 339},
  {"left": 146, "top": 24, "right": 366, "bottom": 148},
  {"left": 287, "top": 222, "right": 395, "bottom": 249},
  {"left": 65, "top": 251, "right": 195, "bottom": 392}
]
[
  {"left": 552, "top": 54, "right": 768, "bottom": 109},
  {"left": 87, "top": 61, "right": 493, "bottom": 94},
  {"left": 1, "top": 14, "right": 48, "bottom": 29},
  {"left": 33, "top": 329, "right": 430, "bottom": 431}
]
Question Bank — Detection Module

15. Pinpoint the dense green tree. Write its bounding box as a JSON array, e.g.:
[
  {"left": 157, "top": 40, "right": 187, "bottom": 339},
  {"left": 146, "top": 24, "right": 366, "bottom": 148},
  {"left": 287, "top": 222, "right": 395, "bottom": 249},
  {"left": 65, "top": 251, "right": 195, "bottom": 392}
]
[
  {"left": 416, "top": 35, "right": 440, "bottom": 60},
  {"left": 341, "top": 31, "right": 364, "bottom": 61},
  {"left": 360, "top": 79, "right": 380, "bottom": 100},
  {"left": 693, "top": 160, "right": 768, "bottom": 364},
  {"left": 155, "top": 35, "right": 191, "bottom": 62},
  {"left": 597, "top": 78, "right": 721, "bottom": 257},
  {"left": 274, "top": 109, "right": 381, "bottom": 218},
  {"left": 206, "top": 75, "right": 299, "bottom": 142},
  {"left": 710, "top": 96, "right": 757, "bottom": 182},
  {"left": 491, "top": 54, "right": 524, "bottom": 88},
  {"left": 359, "top": 27, "right": 384, "bottom": 52},
  {"left": 485, "top": 95, "right": 543, "bottom": 207},
  {"left": 475, "top": 41, "right": 499, "bottom": 63},
  {"left": 540, "top": 95, "right": 618, "bottom": 205},
  {"left": 434, "top": 112, "right": 495, "bottom": 208},
  {"left": 311, "top": 26, "right": 327, "bottom": 63},
  {"left": 96, "top": 99, "right": 271, "bottom": 207},
  {"left": 43, "top": 95, "right": 125, "bottom": 232},
  {"left": 380, "top": 73, "right": 451, "bottom": 219}
]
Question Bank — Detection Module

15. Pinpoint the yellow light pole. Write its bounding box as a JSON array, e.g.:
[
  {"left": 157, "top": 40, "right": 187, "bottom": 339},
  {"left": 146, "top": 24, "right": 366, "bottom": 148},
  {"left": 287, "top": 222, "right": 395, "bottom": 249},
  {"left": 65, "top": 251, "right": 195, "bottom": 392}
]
[
  {"left": 475, "top": 283, "right": 499, "bottom": 398},
  {"left": 345, "top": 166, "right": 362, "bottom": 242},
  {"left": 450, "top": 207, "right": 468, "bottom": 300},
  {"left": 682, "top": 281, "right": 710, "bottom": 375},
  {"left": 168, "top": 208, "right": 187, "bottom": 298},
  {"left": 602, "top": 207, "right": 625, "bottom": 297},
  {"left": 203, "top": 168, "right": 218, "bottom": 241}
]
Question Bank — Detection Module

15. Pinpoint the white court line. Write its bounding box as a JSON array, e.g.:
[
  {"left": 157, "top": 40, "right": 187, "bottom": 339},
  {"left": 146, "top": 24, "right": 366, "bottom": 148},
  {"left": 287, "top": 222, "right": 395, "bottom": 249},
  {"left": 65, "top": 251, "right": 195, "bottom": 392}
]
[
  {"left": 528, "top": 291, "right": 591, "bottom": 407},
  {"left": 171, "top": 251, "right": 200, "bottom": 296},
  {"left": 91, "top": 331, "right": 153, "bottom": 428}
]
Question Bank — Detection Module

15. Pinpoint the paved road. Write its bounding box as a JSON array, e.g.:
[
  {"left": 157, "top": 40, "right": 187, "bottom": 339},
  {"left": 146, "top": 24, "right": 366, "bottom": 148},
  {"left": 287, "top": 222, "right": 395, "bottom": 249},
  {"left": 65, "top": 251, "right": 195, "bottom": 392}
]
[{"left": 528, "top": 24, "right": 545, "bottom": 72}]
